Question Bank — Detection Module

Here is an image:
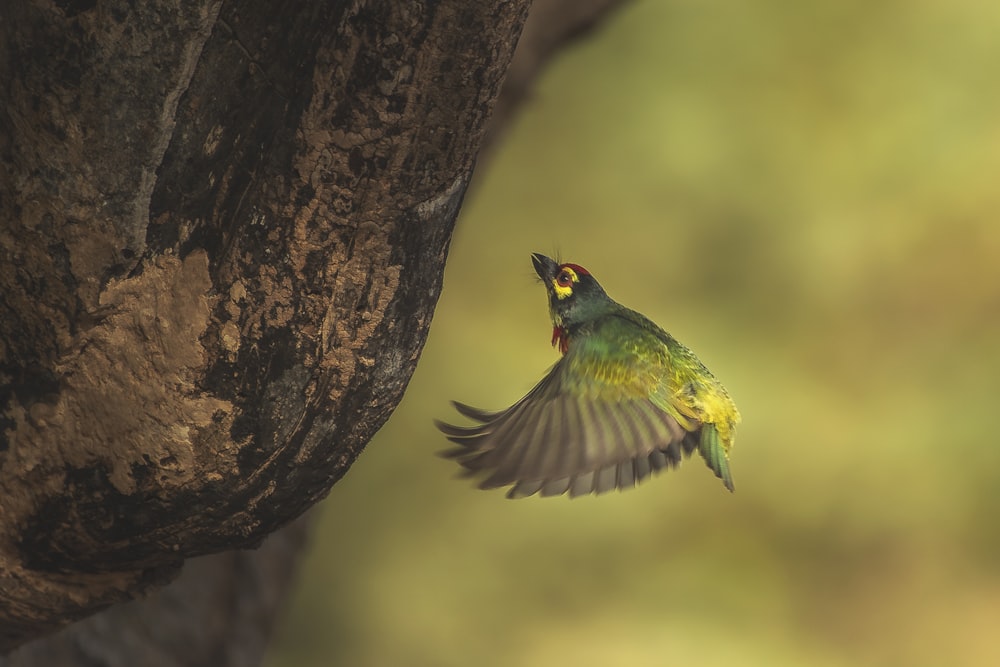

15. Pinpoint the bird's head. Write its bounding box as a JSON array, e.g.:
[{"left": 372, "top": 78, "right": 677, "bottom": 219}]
[{"left": 531, "top": 253, "right": 613, "bottom": 330}]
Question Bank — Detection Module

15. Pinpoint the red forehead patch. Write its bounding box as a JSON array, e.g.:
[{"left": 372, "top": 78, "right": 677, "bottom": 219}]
[{"left": 558, "top": 262, "right": 590, "bottom": 276}]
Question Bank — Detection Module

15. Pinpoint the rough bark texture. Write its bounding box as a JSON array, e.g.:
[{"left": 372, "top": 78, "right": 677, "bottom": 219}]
[
  {"left": 1, "top": 0, "right": 530, "bottom": 650},
  {"left": 0, "top": 0, "right": 631, "bottom": 662}
]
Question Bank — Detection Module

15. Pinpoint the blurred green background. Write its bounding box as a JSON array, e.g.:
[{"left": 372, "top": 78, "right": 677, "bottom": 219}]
[{"left": 266, "top": 1, "right": 1000, "bottom": 665}]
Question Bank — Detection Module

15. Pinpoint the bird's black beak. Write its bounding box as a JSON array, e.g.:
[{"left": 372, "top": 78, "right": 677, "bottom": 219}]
[{"left": 531, "top": 253, "right": 558, "bottom": 281}]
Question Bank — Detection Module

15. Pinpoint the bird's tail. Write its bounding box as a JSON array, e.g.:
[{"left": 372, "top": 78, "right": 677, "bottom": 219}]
[{"left": 699, "top": 423, "right": 734, "bottom": 492}]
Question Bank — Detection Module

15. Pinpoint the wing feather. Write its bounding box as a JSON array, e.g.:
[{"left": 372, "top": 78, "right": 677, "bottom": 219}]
[
  {"left": 576, "top": 398, "right": 608, "bottom": 473},
  {"left": 541, "top": 477, "right": 571, "bottom": 497},
  {"left": 485, "top": 401, "right": 551, "bottom": 487},
  {"left": 633, "top": 455, "right": 651, "bottom": 484},
  {"left": 451, "top": 401, "right": 503, "bottom": 423},
  {"left": 507, "top": 479, "right": 544, "bottom": 499},
  {"left": 617, "top": 459, "right": 636, "bottom": 491},
  {"left": 436, "top": 311, "right": 736, "bottom": 497},
  {"left": 569, "top": 471, "right": 595, "bottom": 498},
  {"left": 594, "top": 465, "right": 618, "bottom": 495},
  {"left": 438, "top": 393, "right": 701, "bottom": 497},
  {"left": 526, "top": 396, "right": 565, "bottom": 481}
]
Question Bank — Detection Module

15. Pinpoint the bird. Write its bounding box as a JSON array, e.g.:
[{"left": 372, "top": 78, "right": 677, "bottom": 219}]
[{"left": 436, "top": 252, "right": 740, "bottom": 499}]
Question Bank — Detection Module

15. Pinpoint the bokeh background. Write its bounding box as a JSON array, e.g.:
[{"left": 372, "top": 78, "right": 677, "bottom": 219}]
[{"left": 266, "top": 2, "right": 1000, "bottom": 665}]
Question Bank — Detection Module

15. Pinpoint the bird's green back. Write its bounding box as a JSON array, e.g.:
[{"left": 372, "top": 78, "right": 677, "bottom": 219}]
[{"left": 564, "top": 307, "right": 740, "bottom": 449}]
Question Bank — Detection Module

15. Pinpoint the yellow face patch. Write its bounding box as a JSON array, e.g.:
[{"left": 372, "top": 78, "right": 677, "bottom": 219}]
[{"left": 552, "top": 266, "right": 579, "bottom": 299}]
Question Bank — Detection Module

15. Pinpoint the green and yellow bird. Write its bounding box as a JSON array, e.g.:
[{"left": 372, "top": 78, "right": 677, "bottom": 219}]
[{"left": 436, "top": 253, "right": 741, "bottom": 498}]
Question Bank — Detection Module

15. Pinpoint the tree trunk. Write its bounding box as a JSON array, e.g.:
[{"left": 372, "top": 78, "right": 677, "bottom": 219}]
[{"left": 0, "top": 0, "right": 630, "bottom": 662}]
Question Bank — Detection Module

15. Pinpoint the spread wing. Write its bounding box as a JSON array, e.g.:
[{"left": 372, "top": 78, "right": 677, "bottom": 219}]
[{"left": 436, "top": 315, "right": 730, "bottom": 498}]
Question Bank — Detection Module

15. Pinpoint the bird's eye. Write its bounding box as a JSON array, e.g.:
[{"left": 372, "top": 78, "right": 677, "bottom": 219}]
[{"left": 557, "top": 271, "right": 573, "bottom": 287}]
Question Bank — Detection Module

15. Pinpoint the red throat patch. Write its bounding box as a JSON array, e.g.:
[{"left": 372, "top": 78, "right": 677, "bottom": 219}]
[{"left": 551, "top": 326, "right": 570, "bottom": 355}]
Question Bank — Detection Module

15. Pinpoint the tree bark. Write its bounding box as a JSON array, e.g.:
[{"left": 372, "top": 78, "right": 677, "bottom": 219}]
[
  {"left": 1, "top": 0, "right": 530, "bottom": 649},
  {"left": 0, "top": 0, "right": 630, "bottom": 662}
]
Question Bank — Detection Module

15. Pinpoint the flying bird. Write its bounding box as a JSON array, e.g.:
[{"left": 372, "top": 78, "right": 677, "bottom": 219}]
[{"left": 436, "top": 253, "right": 740, "bottom": 498}]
